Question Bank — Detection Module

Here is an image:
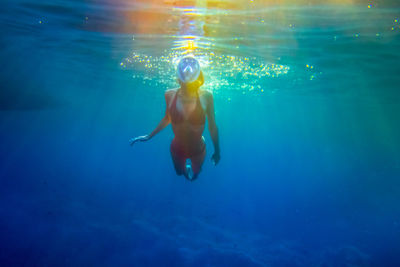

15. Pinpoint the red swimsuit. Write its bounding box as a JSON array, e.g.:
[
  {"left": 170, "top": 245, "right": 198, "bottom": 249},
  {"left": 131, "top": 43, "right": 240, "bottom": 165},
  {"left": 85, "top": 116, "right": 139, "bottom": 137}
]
[
  {"left": 170, "top": 90, "right": 205, "bottom": 126},
  {"left": 169, "top": 90, "right": 206, "bottom": 173}
]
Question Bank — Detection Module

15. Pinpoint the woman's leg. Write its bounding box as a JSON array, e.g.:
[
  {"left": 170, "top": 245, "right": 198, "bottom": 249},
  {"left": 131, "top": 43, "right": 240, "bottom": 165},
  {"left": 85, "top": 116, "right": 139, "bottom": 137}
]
[
  {"left": 170, "top": 141, "right": 186, "bottom": 176},
  {"left": 189, "top": 138, "right": 206, "bottom": 180}
]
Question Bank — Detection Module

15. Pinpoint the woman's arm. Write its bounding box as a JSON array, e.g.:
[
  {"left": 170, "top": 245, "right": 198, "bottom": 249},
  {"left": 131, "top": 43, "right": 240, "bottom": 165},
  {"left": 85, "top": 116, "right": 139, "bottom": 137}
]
[
  {"left": 205, "top": 91, "right": 220, "bottom": 165},
  {"left": 129, "top": 92, "right": 172, "bottom": 146}
]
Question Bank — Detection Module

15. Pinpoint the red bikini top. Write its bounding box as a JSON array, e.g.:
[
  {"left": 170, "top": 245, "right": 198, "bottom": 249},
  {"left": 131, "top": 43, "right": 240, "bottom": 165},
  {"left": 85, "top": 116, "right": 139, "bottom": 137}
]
[{"left": 169, "top": 90, "right": 205, "bottom": 126}]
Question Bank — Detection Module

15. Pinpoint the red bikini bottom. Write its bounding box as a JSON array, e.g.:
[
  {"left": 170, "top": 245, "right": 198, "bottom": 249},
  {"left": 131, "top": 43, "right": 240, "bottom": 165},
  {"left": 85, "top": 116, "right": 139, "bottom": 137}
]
[{"left": 170, "top": 136, "right": 206, "bottom": 175}]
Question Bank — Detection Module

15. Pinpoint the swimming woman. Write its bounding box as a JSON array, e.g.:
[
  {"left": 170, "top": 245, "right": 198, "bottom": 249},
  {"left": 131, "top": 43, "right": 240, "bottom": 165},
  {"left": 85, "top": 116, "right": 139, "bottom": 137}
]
[{"left": 129, "top": 56, "right": 220, "bottom": 181}]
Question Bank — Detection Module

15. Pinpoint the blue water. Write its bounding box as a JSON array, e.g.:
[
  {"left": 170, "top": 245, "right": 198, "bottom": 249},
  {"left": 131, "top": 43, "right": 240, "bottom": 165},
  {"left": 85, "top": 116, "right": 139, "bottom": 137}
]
[{"left": 1, "top": 0, "right": 400, "bottom": 266}]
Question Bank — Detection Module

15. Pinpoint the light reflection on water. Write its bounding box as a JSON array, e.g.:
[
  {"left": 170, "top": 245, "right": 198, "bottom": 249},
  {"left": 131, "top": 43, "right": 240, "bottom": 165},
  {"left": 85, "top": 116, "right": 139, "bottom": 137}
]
[
  {"left": 1, "top": 0, "right": 399, "bottom": 100},
  {"left": 121, "top": 51, "right": 290, "bottom": 94},
  {"left": 121, "top": 4, "right": 292, "bottom": 93},
  {"left": 117, "top": 2, "right": 399, "bottom": 97}
]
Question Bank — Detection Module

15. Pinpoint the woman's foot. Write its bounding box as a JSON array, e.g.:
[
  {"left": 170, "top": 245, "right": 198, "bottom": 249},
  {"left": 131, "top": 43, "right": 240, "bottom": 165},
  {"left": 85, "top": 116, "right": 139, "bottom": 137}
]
[{"left": 185, "top": 162, "right": 193, "bottom": 180}]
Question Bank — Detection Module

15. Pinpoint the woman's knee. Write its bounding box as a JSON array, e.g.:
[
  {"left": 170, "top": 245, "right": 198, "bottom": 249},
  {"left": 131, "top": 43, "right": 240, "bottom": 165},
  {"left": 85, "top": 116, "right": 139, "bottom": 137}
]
[{"left": 190, "top": 162, "right": 202, "bottom": 175}]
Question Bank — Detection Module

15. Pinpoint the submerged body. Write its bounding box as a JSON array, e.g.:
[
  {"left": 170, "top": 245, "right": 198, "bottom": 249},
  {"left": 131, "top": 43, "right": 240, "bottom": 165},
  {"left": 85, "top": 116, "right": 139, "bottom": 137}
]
[
  {"left": 168, "top": 88, "right": 208, "bottom": 177},
  {"left": 130, "top": 57, "right": 220, "bottom": 181}
]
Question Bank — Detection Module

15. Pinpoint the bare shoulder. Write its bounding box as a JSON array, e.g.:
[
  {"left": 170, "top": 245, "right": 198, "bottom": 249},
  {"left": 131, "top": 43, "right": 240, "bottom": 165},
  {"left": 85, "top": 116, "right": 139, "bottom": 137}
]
[
  {"left": 165, "top": 88, "right": 178, "bottom": 97},
  {"left": 165, "top": 88, "right": 178, "bottom": 102},
  {"left": 199, "top": 89, "right": 213, "bottom": 101},
  {"left": 199, "top": 89, "right": 214, "bottom": 112}
]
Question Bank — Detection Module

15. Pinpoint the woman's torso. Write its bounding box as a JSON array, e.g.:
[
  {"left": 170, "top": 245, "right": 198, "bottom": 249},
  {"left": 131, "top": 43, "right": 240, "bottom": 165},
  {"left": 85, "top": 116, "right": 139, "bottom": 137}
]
[{"left": 168, "top": 88, "right": 207, "bottom": 145}]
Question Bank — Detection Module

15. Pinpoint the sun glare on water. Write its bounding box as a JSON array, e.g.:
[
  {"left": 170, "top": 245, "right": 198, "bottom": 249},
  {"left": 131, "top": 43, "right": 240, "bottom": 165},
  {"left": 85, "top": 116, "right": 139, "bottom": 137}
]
[{"left": 121, "top": 0, "right": 292, "bottom": 94}]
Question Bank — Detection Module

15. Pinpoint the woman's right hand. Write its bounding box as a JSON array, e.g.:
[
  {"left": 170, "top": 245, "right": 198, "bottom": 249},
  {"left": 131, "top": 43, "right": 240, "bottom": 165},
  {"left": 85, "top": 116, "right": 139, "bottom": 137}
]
[{"left": 129, "top": 135, "right": 150, "bottom": 146}]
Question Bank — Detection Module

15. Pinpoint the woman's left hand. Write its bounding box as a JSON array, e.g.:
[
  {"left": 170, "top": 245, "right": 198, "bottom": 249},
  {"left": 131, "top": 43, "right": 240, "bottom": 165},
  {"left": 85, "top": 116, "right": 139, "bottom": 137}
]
[{"left": 211, "top": 152, "right": 220, "bottom": 166}]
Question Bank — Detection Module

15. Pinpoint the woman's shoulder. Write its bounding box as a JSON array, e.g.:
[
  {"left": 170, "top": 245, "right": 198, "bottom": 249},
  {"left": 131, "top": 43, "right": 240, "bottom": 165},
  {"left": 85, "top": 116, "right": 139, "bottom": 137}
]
[
  {"left": 199, "top": 89, "right": 213, "bottom": 101},
  {"left": 165, "top": 88, "right": 179, "bottom": 100},
  {"left": 199, "top": 89, "right": 212, "bottom": 96},
  {"left": 199, "top": 89, "right": 214, "bottom": 111},
  {"left": 165, "top": 88, "right": 178, "bottom": 95}
]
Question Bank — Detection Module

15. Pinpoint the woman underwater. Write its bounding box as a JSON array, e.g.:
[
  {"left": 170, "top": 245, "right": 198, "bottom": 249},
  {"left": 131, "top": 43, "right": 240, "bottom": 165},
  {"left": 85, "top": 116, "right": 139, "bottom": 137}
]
[{"left": 129, "top": 56, "right": 220, "bottom": 181}]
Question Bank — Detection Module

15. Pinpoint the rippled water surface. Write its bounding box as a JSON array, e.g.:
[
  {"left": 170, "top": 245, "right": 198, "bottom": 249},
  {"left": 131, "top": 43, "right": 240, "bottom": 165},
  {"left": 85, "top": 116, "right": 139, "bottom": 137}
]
[{"left": 1, "top": 0, "right": 400, "bottom": 266}]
